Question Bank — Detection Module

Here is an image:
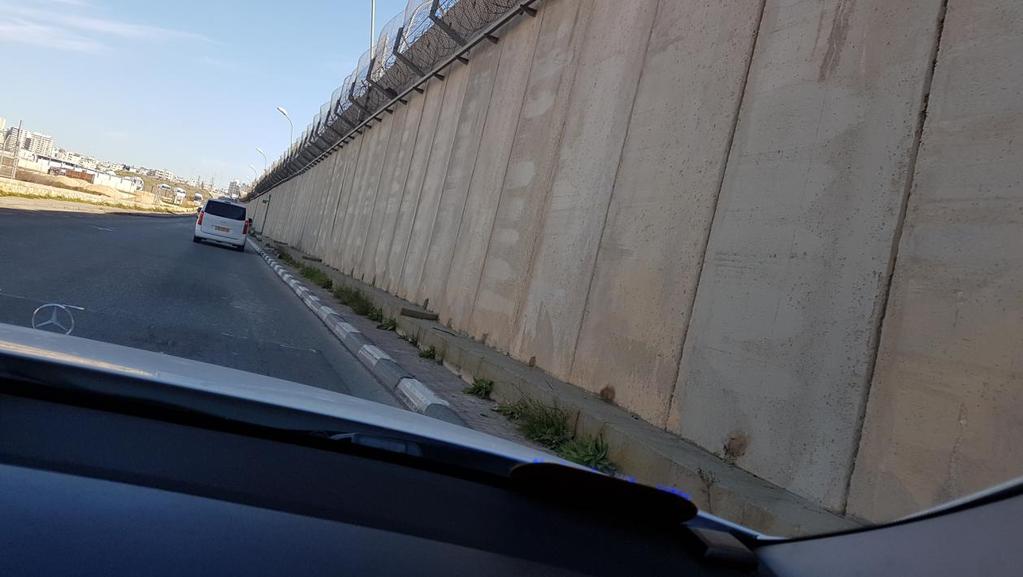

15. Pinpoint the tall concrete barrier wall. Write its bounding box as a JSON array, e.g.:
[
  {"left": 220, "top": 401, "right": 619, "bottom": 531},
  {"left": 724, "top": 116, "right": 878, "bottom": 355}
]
[
  {"left": 847, "top": 0, "right": 1023, "bottom": 522},
  {"left": 248, "top": 0, "right": 1023, "bottom": 521}
]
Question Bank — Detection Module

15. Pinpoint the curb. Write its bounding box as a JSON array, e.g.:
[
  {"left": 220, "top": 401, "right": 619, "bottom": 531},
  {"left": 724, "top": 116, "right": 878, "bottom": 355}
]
[{"left": 246, "top": 238, "right": 465, "bottom": 427}]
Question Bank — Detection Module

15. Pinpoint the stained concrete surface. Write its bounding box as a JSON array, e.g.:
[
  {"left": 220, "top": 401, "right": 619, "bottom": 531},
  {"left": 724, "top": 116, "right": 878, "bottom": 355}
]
[
  {"left": 245, "top": 0, "right": 1023, "bottom": 517},
  {"left": 384, "top": 78, "right": 448, "bottom": 294},
  {"left": 467, "top": 0, "right": 586, "bottom": 350},
  {"left": 417, "top": 42, "right": 502, "bottom": 312},
  {"left": 397, "top": 63, "right": 470, "bottom": 302},
  {"left": 440, "top": 12, "right": 542, "bottom": 332},
  {"left": 847, "top": 0, "right": 1023, "bottom": 522},
  {"left": 511, "top": 0, "right": 659, "bottom": 379},
  {"left": 569, "top": 0, "right": 765, "bottom": 427},
  {"left": 669, "top": 0, "right": 945, "bottom": 510}
]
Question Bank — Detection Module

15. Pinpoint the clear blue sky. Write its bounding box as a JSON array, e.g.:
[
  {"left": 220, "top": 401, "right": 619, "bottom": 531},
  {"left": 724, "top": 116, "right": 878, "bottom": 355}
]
[{"left": 0, "top": 0, "right": 406, "bottom": 186}]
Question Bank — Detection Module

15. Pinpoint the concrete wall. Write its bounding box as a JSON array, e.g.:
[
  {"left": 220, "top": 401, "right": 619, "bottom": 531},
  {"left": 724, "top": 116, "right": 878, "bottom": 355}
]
[
  {"left": 468, "top": 0, "right": 586, "bottom": 349},
  {"left": 249, "top": 0, "right": 1023, "bottom": 521},
  {"left": 670, "top": 0, "right": 945, "bottom": 511},
  {"left": 847, "top": 0, "right": 1023, "bottom": 522},
  {"left": 571, "top": 0, "right": 764, "bottom": 428}
]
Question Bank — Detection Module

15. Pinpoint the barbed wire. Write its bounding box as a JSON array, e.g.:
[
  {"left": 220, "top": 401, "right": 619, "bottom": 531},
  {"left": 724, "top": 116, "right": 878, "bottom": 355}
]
[{"left": 255, "top": 0, "right": 537, "bottom": 195}]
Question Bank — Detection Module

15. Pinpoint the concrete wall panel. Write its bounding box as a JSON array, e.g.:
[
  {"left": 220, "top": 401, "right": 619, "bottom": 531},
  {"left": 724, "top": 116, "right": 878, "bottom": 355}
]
[
  {"left": 325, "top": 146, "right": 356, "bottom": 263},
  {"left": 359, "top": 106, "right": 409, "bottom": 283},
  {"left": 669, "top": 0, "right": 945, "bottom": 510},
  {"left": 340, "top": 115, "right": 393, "bottom": 275},
  {"left": 569, "top": 0, "right": 764, "bottom": 426},
  {"left": 397, "top": 63, "right": 471, "bottom": 302},
  {"left": 335, "top": 134, "right": 376, "bottom": 271},
  {"left": 441, "top": 12, "right": 542, "bottom": 331},
  {"left": 417, "top": 43, "right": 502, "bottom": 312},
  {"left": 468, "top": 0, "right": 586, "bottom": 349},
  {"left": 307, "top": 151, "right": 341, "bottom": 254},
  {"left": 372, "top": 92, "right": 427, "bottom": 288},
  {"left": 313, "top": 151, "right": 346, "bottom": 256},
  {"left": 348, "top": 113, "right": 396, "bottom": 280},
  {"left": 510, "top": 0, "right": 659, "bottom": 378},
  {"left": 325, "top": 137, "right": 366, "bottom": 271},
  {"left": 385, "top": 78, "right": 447, "bottom": 294},
  {"left": 848, "top": 0, "right": 1023, "bottom": 522},
  {"left": 296, "top": 162, "right": 325, "bottom": 252}
]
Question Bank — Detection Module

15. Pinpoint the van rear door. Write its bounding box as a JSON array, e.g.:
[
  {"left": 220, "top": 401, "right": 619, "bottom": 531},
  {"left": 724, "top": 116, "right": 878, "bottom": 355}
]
[{"left": 201, "top": 201, "right": 246, "bottom": 239}]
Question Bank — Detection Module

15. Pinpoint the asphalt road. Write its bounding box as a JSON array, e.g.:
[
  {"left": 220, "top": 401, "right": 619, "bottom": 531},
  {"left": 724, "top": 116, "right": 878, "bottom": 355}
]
[{"left": 0, "top": 207, "right": 397, "bottom": 407}]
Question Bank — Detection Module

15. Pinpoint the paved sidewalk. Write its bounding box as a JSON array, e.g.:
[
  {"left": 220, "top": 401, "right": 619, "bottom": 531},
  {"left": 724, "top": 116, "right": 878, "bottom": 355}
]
[
  {"left": 255, "top": 236, "right": 859, "bottom": 537},
  {"left": 251, "top": 238, "right": 538, "bottom": 448}
]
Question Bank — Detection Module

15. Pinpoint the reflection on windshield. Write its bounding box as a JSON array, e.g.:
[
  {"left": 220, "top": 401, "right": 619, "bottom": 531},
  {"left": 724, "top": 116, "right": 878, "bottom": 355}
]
[{"left": 1, "top": 0, "right": 1020, "bottom": 540}]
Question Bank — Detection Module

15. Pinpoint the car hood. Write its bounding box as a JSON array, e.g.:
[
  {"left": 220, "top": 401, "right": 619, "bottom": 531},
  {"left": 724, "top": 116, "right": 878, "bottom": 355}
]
[{"left": 0, "top": 322, "right": 569, "bottom": 467}]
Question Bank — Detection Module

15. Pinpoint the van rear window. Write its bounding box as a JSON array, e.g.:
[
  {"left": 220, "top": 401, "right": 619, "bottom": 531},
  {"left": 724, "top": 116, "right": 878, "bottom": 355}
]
[{"left": 204, "top": 201, "right": 246, "bottom": 220}]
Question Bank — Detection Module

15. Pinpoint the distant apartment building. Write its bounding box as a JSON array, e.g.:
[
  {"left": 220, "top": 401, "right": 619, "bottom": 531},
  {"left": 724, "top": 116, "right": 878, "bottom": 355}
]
[
  {"left": 227, "top": 180, "right": 251, "bottom": 199},
  {"left": 55, "top": 149, "right": 83, "bottom": 165},
  {"left": 96, "top": 161, "right": 121, "bottom": 173},
  {"left": 2, "top": 127, "right": 55, "bottom": 157},
  {"left": 0, "top": 117, "right": 6, "bottom": 132},
  {"left": 24, "top": 131, "right": 54, "bottom": 157},
  {"left": 2, "top": 126, "right": 23, "bottom": 153},
  {"left": 148, "top": 168, "right": 176, "bottom": 181}
]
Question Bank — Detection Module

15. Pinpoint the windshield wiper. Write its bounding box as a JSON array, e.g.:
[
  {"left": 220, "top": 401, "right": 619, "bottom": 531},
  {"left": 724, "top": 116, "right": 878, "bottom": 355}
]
[{"left": 307, "top": 431, "right": 425, "bottom": 457}]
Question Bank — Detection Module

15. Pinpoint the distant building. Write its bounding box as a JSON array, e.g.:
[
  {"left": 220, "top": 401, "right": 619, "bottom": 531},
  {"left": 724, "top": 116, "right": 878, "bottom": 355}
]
[
  {"left": 23, "top": 131, "right": 54, "bottom": 157},
  {"left": 0, "top": 117, "right": 6, "bottom": 132},
  {"left": 1, "top": 127, "right": 55, "bottom": 157},
  {"left": 2, "top": 126, "right": 23, "bottom": 153},
  {"left": 148, "top": 168, "right": 176, "bottom": 181}
]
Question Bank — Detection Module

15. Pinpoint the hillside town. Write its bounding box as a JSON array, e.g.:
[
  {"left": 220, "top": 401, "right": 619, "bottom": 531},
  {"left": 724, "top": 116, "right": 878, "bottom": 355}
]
[{"left": 0, "top": 116, "right": 248, "bottom": 203}]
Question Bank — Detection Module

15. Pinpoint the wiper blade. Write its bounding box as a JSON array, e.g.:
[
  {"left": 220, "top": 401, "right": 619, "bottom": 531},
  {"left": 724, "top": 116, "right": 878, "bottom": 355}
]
[{"left": 309, "top": 431, "right": 424, "bottom": 457}]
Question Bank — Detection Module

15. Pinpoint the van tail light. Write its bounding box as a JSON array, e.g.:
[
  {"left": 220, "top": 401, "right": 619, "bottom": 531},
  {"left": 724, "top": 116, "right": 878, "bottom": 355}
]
[
  {"left": 197, "top": 211, "right": 204, "bottom": 225},
  {"left": 243, "top": 218, "right": 251, "bottom": 235}
]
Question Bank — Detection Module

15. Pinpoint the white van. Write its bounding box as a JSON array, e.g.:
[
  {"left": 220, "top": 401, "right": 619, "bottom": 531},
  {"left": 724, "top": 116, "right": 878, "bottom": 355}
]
[{"left": 193, "top": 199, "right": 250, "bottom": 251}]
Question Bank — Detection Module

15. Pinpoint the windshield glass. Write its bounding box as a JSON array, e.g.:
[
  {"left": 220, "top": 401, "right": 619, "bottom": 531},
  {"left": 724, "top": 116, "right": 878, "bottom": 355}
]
[
  {"left": 204, "top": 201, "right": 245, "bottom": 220},
  {"left": 1, "top": 0, "right": 1019, "bottom": 541}
]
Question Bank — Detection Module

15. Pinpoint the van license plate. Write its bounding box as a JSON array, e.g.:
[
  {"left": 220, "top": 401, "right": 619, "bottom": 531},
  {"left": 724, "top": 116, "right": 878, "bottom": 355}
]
[{"left": 215, "top": 226, "right": 230, "bottom": 232}]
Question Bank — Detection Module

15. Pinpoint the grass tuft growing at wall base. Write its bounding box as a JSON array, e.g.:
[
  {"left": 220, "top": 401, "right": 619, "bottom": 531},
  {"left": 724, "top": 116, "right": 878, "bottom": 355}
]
[{"left": 495, "top": 397, "right": 617, "bottom": 474}]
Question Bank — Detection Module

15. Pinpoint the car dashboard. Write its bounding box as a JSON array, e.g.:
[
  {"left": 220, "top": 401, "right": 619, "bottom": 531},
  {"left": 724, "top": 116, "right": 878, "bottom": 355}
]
[{"left": 0, "top": 385, "right": 756, "bottom": 576}]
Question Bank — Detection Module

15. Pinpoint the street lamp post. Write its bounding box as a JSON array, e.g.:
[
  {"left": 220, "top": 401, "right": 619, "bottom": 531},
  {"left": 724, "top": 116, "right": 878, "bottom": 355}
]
[
  {"left": 267, "top": 107, "right": 293, "bottom": 240},
  {"left": 255, "top": 147, "right": 268, "bottom": 172},
  {"left": 276, "top": 106, "right": 293, "bottom": 145}
]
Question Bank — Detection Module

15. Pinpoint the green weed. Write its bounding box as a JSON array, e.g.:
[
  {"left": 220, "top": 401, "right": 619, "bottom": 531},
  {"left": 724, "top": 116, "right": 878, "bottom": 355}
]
[
  {"left": 463, "top": 377, "right": 494, "bottom": 400},
  {"left": 496, "top": 397, "right": 618, "bottom": 473},
  {"left": 419, "top": 346, "right": 437, "bottom": 360},
  {"left": 557, "top": 436, "right": 616, "bottom": 475},
  {"left": 496, "top": 399, "right": 571, "bottom": 450},
  {"left": 332, "top": 285, "right": 377, "bottom": 317},
  {"left": 519, "top": 403, "right": 572, "bottom": 449},
  {"left": 299, "top": 264, "right": 333, "bottom": 289},
  {"left": 276, "top": 248, "right": 296, "bottom": 265},
  {"left": 494, "top": 398, "right": 529, "bottom": 420}
]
